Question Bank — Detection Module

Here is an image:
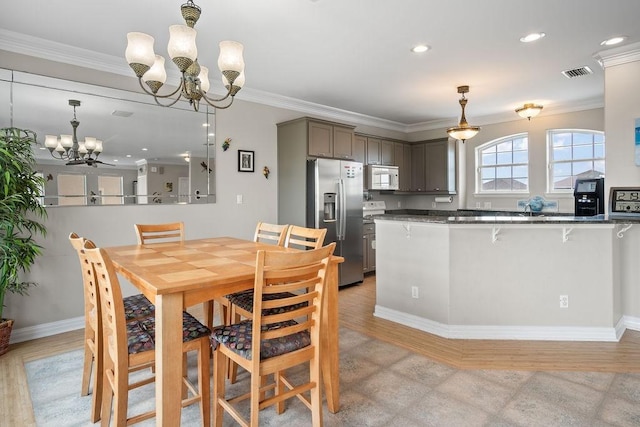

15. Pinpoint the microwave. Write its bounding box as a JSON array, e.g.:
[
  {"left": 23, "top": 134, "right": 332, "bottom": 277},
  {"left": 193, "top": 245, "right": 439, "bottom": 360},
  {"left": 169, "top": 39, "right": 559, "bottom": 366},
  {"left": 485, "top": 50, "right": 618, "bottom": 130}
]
[{"left": 366, "top": 165, "right": 399, "bottom": 190}]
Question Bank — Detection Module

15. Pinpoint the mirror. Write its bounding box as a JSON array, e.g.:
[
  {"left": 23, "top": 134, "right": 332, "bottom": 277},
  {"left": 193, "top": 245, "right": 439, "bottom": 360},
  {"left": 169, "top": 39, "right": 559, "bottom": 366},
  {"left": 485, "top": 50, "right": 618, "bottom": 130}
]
[{"left": 0, "top": 69, "right": 216, "bottom": 206}]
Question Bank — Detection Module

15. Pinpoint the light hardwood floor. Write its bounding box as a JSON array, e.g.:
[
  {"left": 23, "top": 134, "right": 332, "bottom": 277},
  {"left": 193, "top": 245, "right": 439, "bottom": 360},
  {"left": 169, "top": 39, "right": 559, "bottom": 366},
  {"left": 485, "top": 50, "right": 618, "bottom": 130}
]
[{"left": 2, "top": 273, "right": 639, "bottom": 425}]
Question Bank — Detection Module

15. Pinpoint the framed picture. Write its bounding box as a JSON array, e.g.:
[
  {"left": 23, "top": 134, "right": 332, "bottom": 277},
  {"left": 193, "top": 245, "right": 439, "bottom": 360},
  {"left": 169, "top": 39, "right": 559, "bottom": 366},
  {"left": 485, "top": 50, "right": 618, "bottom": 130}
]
[{"left": 238, "top": 150, "right": 254, "bottom": 172}]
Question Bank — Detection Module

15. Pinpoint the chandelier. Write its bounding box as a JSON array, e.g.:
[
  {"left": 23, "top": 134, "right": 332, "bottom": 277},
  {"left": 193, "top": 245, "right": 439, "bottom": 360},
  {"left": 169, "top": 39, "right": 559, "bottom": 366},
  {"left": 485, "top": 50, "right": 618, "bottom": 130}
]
[
  {"left": 515, "top": 103, "right": 543, "bottom": 120},
  {"left": 44, "top": 100, "right": 109, "bottom": 167},
  {"left": 125, "top": 0, "right": 245, "bottom": 112},
  {"left": 446, "top": 85, "right": 480, "bottom": 142}
]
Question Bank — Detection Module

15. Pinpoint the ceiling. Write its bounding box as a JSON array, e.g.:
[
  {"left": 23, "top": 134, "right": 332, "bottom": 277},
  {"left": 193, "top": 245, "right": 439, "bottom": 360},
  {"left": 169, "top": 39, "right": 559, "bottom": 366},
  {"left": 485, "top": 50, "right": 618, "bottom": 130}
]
[{"left": 1, "top": 0, "right": 640, "bottom": 133}]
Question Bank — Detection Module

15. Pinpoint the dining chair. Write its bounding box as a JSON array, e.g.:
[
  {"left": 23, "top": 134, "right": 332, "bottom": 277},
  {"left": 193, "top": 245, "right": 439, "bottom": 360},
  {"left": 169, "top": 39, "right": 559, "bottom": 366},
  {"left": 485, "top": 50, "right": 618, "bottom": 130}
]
[
  {"left": 82, "top": 239, "right": 211, "bottom": 427},
  {"left": 253, "top": 221, "right": 289, "bottom": 246},
  {"left": 211, "top": 242, "right": 336, "bottom": 427},
  {"left": 133, "top": 221, "right": 220, "bottom": 329},
  {"left": 134, "top": 222, "right": 185, "bottom": 244},
  {"left": 283, "top": 225, "right": 327, "bottom": 250},
  {"left": 69, "top": 232, "right": 155, "bottom": 423}
]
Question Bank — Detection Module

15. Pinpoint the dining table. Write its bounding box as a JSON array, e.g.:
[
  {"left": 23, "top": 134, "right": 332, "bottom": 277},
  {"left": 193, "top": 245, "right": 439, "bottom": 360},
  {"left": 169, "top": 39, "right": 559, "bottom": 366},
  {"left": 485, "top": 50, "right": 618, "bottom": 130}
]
[{"left": 104, "top": 236, "right": 343, "bottom": 426}]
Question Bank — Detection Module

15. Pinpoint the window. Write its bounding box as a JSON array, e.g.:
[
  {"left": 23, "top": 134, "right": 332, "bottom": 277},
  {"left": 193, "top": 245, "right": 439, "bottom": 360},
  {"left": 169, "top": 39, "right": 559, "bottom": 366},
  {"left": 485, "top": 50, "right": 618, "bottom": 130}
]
[
  {"left": 548, "top": 130, "right": 605, "bottom": 192},
  {"left": 476, "top": 134, "right": 529, "bottom": 193}
]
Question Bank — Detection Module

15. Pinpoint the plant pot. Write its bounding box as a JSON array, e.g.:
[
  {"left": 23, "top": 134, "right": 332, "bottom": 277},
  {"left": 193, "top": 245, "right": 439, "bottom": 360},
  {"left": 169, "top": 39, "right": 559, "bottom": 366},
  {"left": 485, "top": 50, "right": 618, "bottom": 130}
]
[{"left": 0, "top": 319, "right": 14, "bottom": 356}]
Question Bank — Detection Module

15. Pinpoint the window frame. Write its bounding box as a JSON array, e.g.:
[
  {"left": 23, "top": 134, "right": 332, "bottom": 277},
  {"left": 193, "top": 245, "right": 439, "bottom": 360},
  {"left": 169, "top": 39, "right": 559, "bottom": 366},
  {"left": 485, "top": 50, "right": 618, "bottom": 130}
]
[
  {"left": 475, "top": 133, "right": 530, "bottom": 195},
  {"left": 547, "top": 129, "right": 605, "bottom": 194}
]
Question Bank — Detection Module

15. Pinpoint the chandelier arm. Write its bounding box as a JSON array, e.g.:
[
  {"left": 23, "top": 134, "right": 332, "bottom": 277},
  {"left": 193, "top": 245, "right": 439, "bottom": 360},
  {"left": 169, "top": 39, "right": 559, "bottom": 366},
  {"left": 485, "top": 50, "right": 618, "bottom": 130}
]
[
  {"left": 200, "top": 94, "right": 235, "bottom": 109},
  {"left": 136, "top": 77, "right": 185, "bottom": 103},
  {"left": 199, "top": 85, "right": 234, "bottom": 103}
]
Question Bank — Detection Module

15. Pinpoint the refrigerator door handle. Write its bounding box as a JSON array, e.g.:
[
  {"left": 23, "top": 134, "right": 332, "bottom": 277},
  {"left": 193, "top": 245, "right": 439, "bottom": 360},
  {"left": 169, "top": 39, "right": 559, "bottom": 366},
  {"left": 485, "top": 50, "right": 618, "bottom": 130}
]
[{"left": 337, "top": 179, "right": 346, "bottom": 240}]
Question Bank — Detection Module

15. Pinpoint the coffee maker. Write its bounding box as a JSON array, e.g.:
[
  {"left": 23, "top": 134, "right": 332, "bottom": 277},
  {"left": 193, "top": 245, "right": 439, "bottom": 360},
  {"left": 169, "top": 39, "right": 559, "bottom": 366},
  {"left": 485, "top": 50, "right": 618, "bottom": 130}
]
[{"left": 574, "top": 177, "right": 604, "bottom": 216}]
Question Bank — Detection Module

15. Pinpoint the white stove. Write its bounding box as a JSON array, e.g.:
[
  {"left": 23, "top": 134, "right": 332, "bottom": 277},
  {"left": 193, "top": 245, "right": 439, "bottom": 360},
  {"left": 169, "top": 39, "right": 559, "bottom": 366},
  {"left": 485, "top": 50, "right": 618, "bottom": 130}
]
[{"left": 363, "top": 201, "right": 386, "bottom": 222}]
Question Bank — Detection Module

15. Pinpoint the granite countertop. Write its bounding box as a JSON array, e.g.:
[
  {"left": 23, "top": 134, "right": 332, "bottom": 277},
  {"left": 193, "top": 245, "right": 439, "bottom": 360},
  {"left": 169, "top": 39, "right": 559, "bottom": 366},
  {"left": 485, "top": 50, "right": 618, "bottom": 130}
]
[{"left": 374, "top": 210, "right": 640, "bottom": 224}]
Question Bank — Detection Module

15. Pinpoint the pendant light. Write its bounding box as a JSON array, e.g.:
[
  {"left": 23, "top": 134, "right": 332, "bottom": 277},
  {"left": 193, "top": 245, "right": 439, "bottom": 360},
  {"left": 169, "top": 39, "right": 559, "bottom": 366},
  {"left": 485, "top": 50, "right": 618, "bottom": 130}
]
[{"left": 446, "top": 85, "right": 480, "bottom": 142}]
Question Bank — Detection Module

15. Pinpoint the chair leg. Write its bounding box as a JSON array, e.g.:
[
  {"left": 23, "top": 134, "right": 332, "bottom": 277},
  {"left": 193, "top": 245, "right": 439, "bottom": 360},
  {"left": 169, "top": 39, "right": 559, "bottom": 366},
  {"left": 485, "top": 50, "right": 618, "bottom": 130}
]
[
  {"left": 90, "top": 340, "right": 104, "bottom": 423},
  {"left": 227, "top": 306, "right": 240, "bottom": 384},
  {"left": 81, "top": 340, "right": 92, "bottom": 396},
  {"left": 213, "top": 348, "right": 226, "bottom": 426},
  {"left": 198, "top": 339, "right": 211, "bottom": 427},
  {"left": 250, "top": 369, "right": 261, "bottom": 427},
  {"left": 100, "top": 370, "right": 113, "bottom": 427},
  {"left": 275, "top": 371, "right": 285, "bottom": 414},
  {"left": 309, "top": 356, "right": 323, "bottom": 427},
  {"left": 203, "top": 301, "right": 215, "bottom": 329}
]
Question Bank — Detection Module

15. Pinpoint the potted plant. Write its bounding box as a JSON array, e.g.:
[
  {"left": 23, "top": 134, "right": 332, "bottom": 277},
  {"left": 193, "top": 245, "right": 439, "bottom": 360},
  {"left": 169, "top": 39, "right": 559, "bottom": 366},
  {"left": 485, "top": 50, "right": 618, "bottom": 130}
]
[{"left": 0, "top": 127, "right": 47, "bottom": 356}]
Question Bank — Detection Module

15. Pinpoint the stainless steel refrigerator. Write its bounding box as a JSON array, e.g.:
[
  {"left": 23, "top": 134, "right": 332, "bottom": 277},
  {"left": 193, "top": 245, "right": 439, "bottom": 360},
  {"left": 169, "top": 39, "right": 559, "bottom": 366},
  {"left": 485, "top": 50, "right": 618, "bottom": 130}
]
[{"left": 306, "top": 159, "right": 363, "bottom": 287}]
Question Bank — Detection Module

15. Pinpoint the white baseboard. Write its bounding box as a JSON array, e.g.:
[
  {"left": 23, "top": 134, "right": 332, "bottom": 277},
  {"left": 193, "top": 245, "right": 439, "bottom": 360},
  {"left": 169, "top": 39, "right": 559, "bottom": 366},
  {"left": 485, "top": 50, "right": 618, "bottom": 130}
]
[
  {"left": 9, "top": 312, "right": 640, "bottom": 345},
  {"left": 9, "top": 316, "right": 84, "bottom": 344},
  {"left": 374, "top": 305, "right": 622, "bottom": 342}
]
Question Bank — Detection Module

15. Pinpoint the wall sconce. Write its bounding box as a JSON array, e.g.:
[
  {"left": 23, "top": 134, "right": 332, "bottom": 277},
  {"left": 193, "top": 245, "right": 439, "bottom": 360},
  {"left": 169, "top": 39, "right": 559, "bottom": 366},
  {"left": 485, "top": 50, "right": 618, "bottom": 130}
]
[
  {"left": 516, "top": 103, "right": 543, "bottom": 120},
  {"left": 446, "top": 85, "right": 480, "bottom": 142}
]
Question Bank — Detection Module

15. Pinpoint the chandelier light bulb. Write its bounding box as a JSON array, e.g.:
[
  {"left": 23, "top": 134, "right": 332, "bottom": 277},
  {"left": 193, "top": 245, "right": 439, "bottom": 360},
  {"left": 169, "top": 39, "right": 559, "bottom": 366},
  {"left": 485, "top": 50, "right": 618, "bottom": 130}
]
[
  {"left": 218, "top": 41, "right": 245, "bottom": 74},
  {"left": 84, "top": 137, "right": 97, "bottom": 151},
  {"left": 198, "top": 66, "right": 210, "bottom": 93},
  {"left": 94, "top": 140, "right": 103, "bottom": 154},
  {"left": 168, "top": 25, "right": 197, "bottom": 71},
  {"left": 60, "top": 135, "right": 73, "bottom": 148},
  {"left": 44, "top": 135, "right": 59, "bottom": 149},
  {"left": 126, "top": 32, "right": 156, "bottom": 77}
]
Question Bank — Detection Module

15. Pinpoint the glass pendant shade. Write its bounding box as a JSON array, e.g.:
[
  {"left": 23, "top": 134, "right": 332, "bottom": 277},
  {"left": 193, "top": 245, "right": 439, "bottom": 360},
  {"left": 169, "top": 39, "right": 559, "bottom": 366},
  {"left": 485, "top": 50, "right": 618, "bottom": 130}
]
[
  {"left": 94, "top": 140, "right": 103, "bottom": 153},
  {"left": 198, "top": 66, "right": 210, "bottom": 92},
  {"left": 218, "top": 41, "right": 245, "bottom": 73},
  {"left": 516, "top": 103, "right": 543, "bottom": 120},
  {"left": 44, "top": 135, "right": 58, "bottom": 149},
  {"left": 60, "top": 135, "right": 73, "bottom": 148},
  {"left": 144, "top": 55, "right": 168, "bottom": 84},
  {"left": 168, "top": 25, "right": 198, "bottom": 61},
  {"left": 84, "top": 137, "right": 97, "bottom": 151},
  {"left": 55, "top": 143, "right": 65, "bottom": 153},
  {"left": 447, "top": 127, "right": 480, "bottom": 141},
  {"left": 125, "top": 32, "right": 156, "bottom": 67},
  {"left": 224, "top": 70, "right": 245, "bottom": 89}
]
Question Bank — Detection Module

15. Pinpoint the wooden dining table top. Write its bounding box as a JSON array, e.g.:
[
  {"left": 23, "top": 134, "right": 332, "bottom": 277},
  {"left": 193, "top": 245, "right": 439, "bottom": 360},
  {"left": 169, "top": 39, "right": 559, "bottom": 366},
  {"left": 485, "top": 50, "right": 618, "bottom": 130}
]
[{"left": 105, "top": 236, "right": 302, "bottom": 298}]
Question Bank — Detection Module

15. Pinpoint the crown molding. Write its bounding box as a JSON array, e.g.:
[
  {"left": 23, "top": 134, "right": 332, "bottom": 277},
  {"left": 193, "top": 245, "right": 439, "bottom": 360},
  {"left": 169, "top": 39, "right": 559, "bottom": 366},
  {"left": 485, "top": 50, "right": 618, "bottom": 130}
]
[
  {"left": 594, "top": 41, "right": 640, "bottom": 68},
  {"left": 0, "top": 29, "right": 605, "bottom": 136}
]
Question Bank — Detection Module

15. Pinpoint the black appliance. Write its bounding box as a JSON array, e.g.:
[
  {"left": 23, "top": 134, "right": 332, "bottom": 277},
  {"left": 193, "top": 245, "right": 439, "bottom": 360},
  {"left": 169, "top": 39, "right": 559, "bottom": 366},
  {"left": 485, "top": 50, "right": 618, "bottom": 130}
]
[{"left": 574, "top": 177, "right": 604, "bottom": 216}]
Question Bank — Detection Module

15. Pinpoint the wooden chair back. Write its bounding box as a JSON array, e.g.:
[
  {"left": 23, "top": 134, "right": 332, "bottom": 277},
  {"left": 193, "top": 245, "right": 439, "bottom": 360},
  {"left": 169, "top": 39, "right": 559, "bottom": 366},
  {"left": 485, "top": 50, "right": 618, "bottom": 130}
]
[
  {"left": 134, "top": 222, "right": 184, "bottom": 244},
  {"left": 82, "top": 240, "right": 131, "bottom": 380},
  {"left": 253, "top": 222, "right": 289, "bottom": 246},
  {"left": 68, "top": 232, "right": 103, "bottom": 422},
  {"left": 284, "top": 225, "right": 327, "bottom": 250}
]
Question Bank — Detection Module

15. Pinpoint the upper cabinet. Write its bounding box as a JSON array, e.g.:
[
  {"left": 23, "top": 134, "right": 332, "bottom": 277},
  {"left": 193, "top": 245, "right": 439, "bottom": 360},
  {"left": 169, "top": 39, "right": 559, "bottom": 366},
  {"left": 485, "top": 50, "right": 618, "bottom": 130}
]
[
  {"left": 353, "top": 134, "right": 367, "bottom": 164},
  {"left": 307, "top": 120, "right": 355, "bottom": 159},
  {"left": 408, "top": 139, "right": 456, "bottom": 194},
  {"left": 394, "top": 142, "right": 412, "bottom": 191},
  {"left": 365, "top": 137, "right": 381, "bottom": 165}
]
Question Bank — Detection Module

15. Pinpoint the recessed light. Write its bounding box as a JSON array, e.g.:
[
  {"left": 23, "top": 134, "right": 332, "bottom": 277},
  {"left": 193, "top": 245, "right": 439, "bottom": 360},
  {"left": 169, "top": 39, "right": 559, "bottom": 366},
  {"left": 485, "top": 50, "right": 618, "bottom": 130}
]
[
  {"left": 113, "top": 159, "right": 119, "bottom": 162},
  {"left": 600, "top": 36, "right": 627, "bottom": 46},
  {"left": 520, "top": 32, "right": 546, "bottom": 43},
  {"left": 141, "top": 148, "right": 148, "bottom": 151},
  {"left": 126, "top": 154, "right": 132, "bottom": 158},
  {"left": 411, "top": 44, "right": 430, "bottom": 53}
]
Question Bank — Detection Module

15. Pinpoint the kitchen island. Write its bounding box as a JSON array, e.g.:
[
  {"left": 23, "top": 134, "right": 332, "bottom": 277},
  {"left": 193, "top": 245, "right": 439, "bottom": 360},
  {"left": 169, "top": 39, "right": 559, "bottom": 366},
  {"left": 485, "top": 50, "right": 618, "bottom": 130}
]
[{"left": 374, "top": 213, "right": 640, "bottom": 342}]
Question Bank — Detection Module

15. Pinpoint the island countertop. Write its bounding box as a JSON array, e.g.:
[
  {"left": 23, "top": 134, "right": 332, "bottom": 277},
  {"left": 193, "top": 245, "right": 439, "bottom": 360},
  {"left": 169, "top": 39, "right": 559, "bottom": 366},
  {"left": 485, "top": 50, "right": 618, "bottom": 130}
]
[{"left": 374, "top": 212, "right": 640, "bottom": 225}]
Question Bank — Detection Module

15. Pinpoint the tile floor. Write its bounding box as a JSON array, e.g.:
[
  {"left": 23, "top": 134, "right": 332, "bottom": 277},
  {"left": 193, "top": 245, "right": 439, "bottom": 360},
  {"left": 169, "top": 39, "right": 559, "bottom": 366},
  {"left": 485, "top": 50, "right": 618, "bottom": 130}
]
[{"left": 220, "top": 327, "right": 640, "bottom": 427}]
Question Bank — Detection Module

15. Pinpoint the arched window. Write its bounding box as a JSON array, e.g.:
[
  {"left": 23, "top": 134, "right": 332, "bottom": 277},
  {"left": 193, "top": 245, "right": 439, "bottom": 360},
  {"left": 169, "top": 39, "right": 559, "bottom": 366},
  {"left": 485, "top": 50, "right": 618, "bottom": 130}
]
[
  {"left": 548, "top": 129, "right": 605, "bottom": 192},
  {"left": 476, "top": 133, "right": 529, "bottom": 193}
]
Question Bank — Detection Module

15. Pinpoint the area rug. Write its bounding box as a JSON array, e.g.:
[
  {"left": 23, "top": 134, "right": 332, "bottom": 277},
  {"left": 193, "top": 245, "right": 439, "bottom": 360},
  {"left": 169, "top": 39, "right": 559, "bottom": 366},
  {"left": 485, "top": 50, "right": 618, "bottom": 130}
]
[{"left": 26, "top": 349, "right": 205, "bottom": 426}]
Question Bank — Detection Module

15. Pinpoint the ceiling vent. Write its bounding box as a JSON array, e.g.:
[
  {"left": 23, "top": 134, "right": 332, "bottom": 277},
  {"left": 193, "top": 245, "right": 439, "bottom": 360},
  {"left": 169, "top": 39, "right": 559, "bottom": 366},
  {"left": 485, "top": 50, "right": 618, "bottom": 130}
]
[{"left": 561, "top": 66, "right": 593, "bottom": 79}]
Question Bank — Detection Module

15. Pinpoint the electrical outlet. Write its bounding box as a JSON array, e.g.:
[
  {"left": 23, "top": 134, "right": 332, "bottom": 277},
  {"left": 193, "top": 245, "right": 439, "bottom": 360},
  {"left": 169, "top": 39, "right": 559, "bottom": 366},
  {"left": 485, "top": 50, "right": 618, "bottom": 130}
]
[
  {"left": 411, "top": 286, "right": 419, "bottom": 299},
  {"left": 559, "top": 295, "right": 569, "bottom": 308},
  {"left": 432, "top": 202, "right": 437, "bottom": 208},
  {"left": 484, "top": 201, "right": 492, "bottom": 209},
  {"left": 236, "top": 194, "right": 243, "bottom": 204},
  {"left": 397, "top": 201, "right": 402, "bottom": 208}
]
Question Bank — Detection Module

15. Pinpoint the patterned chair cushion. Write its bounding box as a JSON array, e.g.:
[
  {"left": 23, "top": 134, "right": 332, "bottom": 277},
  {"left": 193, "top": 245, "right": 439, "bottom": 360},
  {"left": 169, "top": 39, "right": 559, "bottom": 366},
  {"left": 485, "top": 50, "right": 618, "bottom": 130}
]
[
  {"left": 226, "top": 290, "right": 308, "bottom": 315},
  {"left": 210, "top": 320, "right": 310, "bottom": 360},
  {"left": 126, "top": 311, "right": 211, "bottom": 354},
  {"left": 123, "top": 294, "right": 155, "bottom": 321}
]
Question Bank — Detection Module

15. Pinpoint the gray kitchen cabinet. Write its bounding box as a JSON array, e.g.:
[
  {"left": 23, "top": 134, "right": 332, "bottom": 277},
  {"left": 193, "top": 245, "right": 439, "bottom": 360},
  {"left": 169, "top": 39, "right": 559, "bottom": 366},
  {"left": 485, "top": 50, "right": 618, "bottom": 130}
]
[
  {"left": 353, "top": 134, "right": 367, "bottom": 165},
  {"left": 410, "top": 143, "right": 426, "bottom": 191},
  {"left": 366, "top": 137, "right": 381, "bottom": 165},
  {"left": 363, "top": 222, "right": 376, "bottom": 273},
  {"left": 306, "top": 119, "right": 355, "bottom": 159},
  {"left": 381, "top": 139, "right": 394, "bottom": 165},
  {"left": 425, "top": 139, "right": 456, "bottom": 193},
  {"left": 394, "top": 141, "right": 411, "bottom": 191}
]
